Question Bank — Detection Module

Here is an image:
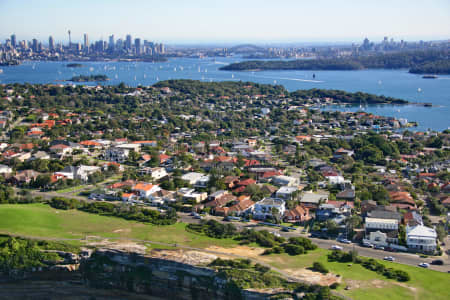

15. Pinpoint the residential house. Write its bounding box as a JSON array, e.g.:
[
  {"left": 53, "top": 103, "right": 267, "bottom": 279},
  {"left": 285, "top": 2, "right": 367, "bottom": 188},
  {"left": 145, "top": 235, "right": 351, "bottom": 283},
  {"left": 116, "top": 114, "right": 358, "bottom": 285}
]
[
  {"left": 138, "top": 167, "right": 168, "bottom": 180},
  {"left": 50, "top": 144, "right": 72, "bottom": 158},
  {"left": 132, "top": 140, "right": 157, "bottom": 147},
  {"left": 0, "top": 164, "right": 13, "bottom": 175},
  {"left": 105, "top": 144, "right": 141, "bottom": 163},
  {"left": 361, "top": 200, "right": 377, "bottom": 216},
  {"left": 132, "top": 182, "right": 161, "bottom": 199},
  {"left": 177, "top": 187, "right": 207, "bottom": 204},
  {"left": 181, "top": 172, "right": 205, "bottom": 185},
  {"left": 389, "top": 191, "right": 416, "bottom": 210},
  {"left": 300, "top": 191, "right": 329, "bottom": 208},
  {"left": 403, "top": 211, "right": 423, "bottom": 227},
  {"left": 336, "top": 189, "right": 356, "bottom": 201},
  {"left": 271, "top": 175, "right": 299, "bottom": 187},
  {"left": 284, "top": 205, "right": 311, "bottom": 223},
  {"left": 253, "top": 197, "right": 286, "bottom": 220},
  {"left": 275, "top": 186, "right": 298, "bottom": 200},
  {"left": 11, "top": 169, "right": 41, "bottom": 185},
  {"left": 364, "top": 217, "right": 399, "bottom": 246},
  {"left": 54, "top": 165, "right": 101, "bottom": 182},
  {"left": 406, "top": 225, "right": 437, "bottom": 253}
]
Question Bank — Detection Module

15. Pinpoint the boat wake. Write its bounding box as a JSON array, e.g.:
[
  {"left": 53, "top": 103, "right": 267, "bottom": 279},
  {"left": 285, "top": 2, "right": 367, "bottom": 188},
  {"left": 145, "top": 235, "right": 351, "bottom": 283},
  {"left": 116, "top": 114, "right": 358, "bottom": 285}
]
[{"left": 252, "top": 74, "right": 324, "bottom": 83}]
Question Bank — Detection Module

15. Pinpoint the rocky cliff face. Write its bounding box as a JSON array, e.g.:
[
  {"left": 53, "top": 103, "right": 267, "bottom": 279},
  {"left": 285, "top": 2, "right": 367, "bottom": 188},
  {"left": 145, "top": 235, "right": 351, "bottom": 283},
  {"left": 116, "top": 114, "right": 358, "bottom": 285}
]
[
  {"left": 0, "top": 248, "right": 286, "bottom": 300},
  {"left": 80, "top": 249, "right": 281, "bottom": 300}
]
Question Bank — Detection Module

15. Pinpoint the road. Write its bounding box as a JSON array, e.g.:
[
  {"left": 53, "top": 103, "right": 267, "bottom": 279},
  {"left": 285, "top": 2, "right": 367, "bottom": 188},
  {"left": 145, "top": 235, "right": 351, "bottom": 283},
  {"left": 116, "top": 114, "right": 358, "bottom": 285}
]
[
  {"left": 178, "top": 212, "right": 450, "bottom": 273},
  {"left": 12, "top": 186, "right": 450, "bottom": 274}
]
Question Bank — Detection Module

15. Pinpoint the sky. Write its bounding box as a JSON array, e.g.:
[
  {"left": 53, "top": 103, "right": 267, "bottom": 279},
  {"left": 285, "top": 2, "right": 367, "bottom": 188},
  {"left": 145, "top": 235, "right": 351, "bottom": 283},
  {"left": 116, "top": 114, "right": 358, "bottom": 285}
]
[{"left": 0, "top": 0, "right": 449, "bottom": 44}]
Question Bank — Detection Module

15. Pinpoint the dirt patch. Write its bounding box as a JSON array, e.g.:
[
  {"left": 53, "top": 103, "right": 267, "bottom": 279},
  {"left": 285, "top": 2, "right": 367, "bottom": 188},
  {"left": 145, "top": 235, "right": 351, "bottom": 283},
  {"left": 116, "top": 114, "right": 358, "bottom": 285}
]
[
  {"left": 112, "top": 228, "right": 131, "bottom": 233},
  {"left": 205, "top": 245, "right": 265, "bottom": 258},
  {"left": 345, "top": 279, "right": 388, "bottom": 290},
  {"left": 284, "top": 268, "right": 341, "bottom": 286},
  {"left": 150, "top": 249, "right": 218, "bottom": 265},
  {"left": 87, "top": 239, "right": 147, "bottom": 254}
]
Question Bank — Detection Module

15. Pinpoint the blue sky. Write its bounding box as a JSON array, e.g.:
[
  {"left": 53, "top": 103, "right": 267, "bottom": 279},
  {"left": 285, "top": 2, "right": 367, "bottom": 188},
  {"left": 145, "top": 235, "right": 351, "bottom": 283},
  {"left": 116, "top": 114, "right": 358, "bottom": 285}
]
[{"left": 1, "top": 0, "right": 449, "bottom": 44}]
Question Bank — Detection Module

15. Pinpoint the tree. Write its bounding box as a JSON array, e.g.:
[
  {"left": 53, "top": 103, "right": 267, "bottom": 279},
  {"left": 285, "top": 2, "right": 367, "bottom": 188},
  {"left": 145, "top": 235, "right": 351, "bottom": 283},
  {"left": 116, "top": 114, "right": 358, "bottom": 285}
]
[{"left": 357, "top": 145, "right": 383, "bottom": 164}]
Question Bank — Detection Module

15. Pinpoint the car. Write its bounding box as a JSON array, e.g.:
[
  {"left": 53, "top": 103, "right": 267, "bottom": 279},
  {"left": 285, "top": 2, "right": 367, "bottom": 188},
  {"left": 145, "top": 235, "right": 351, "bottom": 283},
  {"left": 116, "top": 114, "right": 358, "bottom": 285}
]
[
  {"left": 362, "top": 242, "right": 373, "bottom": 248},
  {"left": 331, "top": 245, "right": 343, "bottom": 251},
  {"left": 374, "top": 245, "right": 385, "bottom": 250},
  {"left": 194, "top": 215, "right": 203, "bottom": 220},
  {"left": 383, "top": 256, "right": 395, "bottom": 262},
  {"left": 338, "top": 238, "right": 351, "bottom": 244},
  {"left": 431, "top": 259, "right": 444, "bottom": 265},
  {"left": 281, "top": 227, "right": 290, "bottom": 232},
  {"left": 418, "top": 263, "right": 430, "bottom": 268}
]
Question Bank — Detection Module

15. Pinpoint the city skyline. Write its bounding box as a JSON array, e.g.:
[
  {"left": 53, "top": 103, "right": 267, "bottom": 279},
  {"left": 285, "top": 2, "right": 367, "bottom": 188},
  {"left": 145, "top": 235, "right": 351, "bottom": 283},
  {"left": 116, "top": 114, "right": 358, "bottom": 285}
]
[{"left": 1, "top": 0, "right": 449, "bottom": 44}]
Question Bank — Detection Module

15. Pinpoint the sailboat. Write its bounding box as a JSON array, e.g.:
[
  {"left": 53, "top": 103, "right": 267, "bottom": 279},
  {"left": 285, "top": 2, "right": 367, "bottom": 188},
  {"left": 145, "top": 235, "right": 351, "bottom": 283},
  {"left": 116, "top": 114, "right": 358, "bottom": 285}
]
[{"left": 231, "top": 74, "right": 234, "bottom": 79}]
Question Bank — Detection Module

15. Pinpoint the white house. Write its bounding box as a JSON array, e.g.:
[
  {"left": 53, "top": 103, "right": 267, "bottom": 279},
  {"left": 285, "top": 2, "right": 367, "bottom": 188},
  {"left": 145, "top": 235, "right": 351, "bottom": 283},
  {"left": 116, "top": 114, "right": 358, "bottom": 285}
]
[
  {"left": 177, "top": 187, "right": 207, "bottom": 203},
  {"left": 105, "top": 143, "right": 140, "bottom": 163},
  {"left": 271, "top": 175, "right": 299, "bottom": 187},
  {"left": 54, "top": 165, "right": 101, "bottom": 182},
  {"left": 181, "top": 172, "right": 205, "bottom": 185},
  {"left": 275, "top": 186, "right": 298, "bottom": 200},
  {"left": 0, "top": 164, "right": 13, "bottom": 175},
  {"left": 406, "top": 225, "right": 437, "bottom": 253},
  {"left": 132, "top": 182, "right": 161, "bottom": 199},
  {"left": 139, "top": 167, "right": 168, "bottom": 180},
  {"left": 365, "top": 217, "right": 398, "bottom": 231},
  {"left": 253, "top": 197, "right": 286, "bottom": 219}
]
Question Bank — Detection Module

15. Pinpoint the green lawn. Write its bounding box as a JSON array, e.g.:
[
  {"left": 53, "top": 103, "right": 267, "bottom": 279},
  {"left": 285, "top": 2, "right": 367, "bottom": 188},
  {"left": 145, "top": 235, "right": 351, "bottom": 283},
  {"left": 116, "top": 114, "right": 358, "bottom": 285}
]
[
  {"left": 263, "top": 248, "right": 450, "bottom": 300},
  {"left": 55, "top": 185, "right": 87, "bottom": 194},
  {"left": 0, "top": 203, "right": 448, "bottom": 300},
  {"left": 0, "top": 203, "right": 239, "bottom": 248}
]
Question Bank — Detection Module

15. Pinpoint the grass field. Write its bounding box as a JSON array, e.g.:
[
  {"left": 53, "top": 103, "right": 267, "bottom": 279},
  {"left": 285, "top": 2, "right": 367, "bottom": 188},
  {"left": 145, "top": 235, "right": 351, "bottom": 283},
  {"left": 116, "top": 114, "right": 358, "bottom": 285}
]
[
  {"left": 0, "top": 203, "right": 448, "bottom": 300},
  {"left": 0, "top": 203, "right": 239, "bottom": 248}
]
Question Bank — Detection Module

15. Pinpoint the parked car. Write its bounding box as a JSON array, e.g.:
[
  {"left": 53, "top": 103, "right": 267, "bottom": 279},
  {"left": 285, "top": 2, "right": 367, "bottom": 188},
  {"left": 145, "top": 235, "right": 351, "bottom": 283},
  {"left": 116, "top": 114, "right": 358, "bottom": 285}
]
[
  {"left": 383, "top": 256, "right": 395, "bottom": 262},
  {"left": 431, "top": 259, "right": 444, "bottom": 265},
  {"left": 418, "top": 263, "right": 430, "bottom": 268},
  {"left": 362, "top": 242, "right": 374, "bottom": 248},
  {"left": 374, "top": 245, "right": 385, "bottom": 250},
  {"left": 338, "top": 238, "right": 351, "bottom": 244},
  {"left": 281, "top": 227, "right": 290, "bottom": 232},
  {"left": 331, "top": 245, "right": 343, "bottom": 251}
]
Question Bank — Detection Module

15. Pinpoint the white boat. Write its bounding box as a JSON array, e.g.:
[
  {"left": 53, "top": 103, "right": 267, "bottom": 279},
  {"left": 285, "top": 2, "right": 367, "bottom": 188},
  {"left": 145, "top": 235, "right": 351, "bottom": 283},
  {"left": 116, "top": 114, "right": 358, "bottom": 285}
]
[
  {"left": 0, "top": 69, "right": 3, "bottom": 74},
  {"left": 418, "top": 88, "right": 422, "bottom": 92}
]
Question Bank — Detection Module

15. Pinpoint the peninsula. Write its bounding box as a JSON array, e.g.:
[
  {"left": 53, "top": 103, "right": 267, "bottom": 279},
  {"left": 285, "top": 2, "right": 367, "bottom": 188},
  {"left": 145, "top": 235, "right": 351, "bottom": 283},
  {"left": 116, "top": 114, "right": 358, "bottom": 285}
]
[
  {"left": 68, "top": 74, "right": 109, "bottom": 82},
  {"left": 220, "top": 50, "right": 450, "bottom": 74}
]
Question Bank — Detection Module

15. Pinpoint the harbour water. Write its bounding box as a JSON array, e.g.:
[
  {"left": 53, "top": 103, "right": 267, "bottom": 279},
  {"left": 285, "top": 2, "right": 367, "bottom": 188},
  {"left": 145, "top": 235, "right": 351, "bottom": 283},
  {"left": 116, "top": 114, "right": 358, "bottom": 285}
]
[{"left": 0, "top": 57, "right": 449, "bottom": 131}]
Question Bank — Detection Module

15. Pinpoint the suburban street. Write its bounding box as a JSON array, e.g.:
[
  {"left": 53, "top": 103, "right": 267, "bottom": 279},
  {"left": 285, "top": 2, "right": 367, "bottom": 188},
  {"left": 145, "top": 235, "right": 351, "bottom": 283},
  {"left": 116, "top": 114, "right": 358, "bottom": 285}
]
[{"left": 178, "top": 212, "right": 450, "bottom": 273}]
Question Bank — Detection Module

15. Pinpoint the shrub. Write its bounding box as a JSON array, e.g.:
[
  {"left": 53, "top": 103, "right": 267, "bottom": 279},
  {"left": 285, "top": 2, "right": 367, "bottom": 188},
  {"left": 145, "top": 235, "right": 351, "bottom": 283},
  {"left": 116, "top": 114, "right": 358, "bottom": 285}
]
[
  {"left": 330, "top": 282, "right": 339, "bottom": 289},
  {"left": 312, "top": 262, "right": 329, "bottom": 274},
  {"left": 284, "top": 244, "right": 305, "bottom": 255}
]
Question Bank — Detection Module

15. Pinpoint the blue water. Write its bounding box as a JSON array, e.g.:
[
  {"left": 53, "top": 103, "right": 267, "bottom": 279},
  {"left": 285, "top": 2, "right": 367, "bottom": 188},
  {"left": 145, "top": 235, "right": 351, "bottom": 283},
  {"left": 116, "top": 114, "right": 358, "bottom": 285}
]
[{"left": 0, "top": 57, "right": 449, "bottom": 131}]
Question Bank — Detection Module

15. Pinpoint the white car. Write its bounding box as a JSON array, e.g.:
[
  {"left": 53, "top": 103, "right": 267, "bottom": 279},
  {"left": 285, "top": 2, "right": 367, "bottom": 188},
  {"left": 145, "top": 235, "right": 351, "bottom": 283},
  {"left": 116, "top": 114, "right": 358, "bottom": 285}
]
[
  {"left": 383, "top": 256, "right": 395, "bottom": 262},
  {"left": 418, "top": 262, "right": 429, "bottom": 268},
  {"left": 331, "top": 245, "right": 343, "bottom": 251}
]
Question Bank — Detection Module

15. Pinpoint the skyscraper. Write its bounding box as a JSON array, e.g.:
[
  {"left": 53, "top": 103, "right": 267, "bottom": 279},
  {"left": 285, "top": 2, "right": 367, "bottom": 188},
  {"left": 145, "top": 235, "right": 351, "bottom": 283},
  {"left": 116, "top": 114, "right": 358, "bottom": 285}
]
[
  {"left": 10, "top": 34, "right": 16, "bottom": 48},
  {"left": 108, "top": 35, "right": 115, "bottom": 51},
  {"left": 84, "top": 33, "right": 89, "bottom": 52},
  {"left": 49, "top": 36, "right": 54, "bottom": 51},
  {"left": 32, "top": 38, "right": 38, "bottom": 52},
  {"left": 134, "top": 38, "right": 141, "bottom": 55},
  {"left": 125, "top": 34, "right": 132, "bottom": 50}
]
